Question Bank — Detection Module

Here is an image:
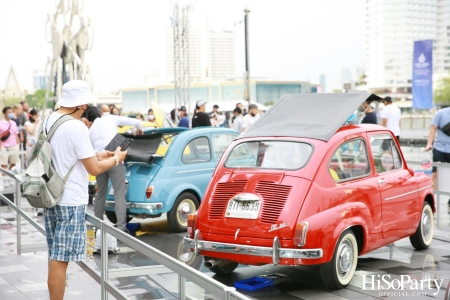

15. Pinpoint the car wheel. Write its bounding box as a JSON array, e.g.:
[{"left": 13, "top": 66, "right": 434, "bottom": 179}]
[
  {"left": 320, "top": 229, "right": 358, "bottom": 289},
  {"left": 105, "top": 211, "right": 133, "bottom": 224},
  {"left": 168, "top": 192, "right": 199, "bottom": 232},
  {"left": 204, "top": 256, "right": 239, "bottom": 275},
  {"left": 410, "top": 202, "right": 434, "bottom": 250}
]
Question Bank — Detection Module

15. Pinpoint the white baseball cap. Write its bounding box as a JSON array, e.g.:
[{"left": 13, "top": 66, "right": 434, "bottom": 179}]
[
  {"left": 57, "top": 80, "right": 97, "bottom": 108},
  {"left": 196, "top": 100, "right": 207, "bottom": 108}
]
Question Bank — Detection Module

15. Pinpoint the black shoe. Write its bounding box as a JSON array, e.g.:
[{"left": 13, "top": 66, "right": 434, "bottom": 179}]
[{"left": 123, "top": 229, "right": 135, "bottom": 237}]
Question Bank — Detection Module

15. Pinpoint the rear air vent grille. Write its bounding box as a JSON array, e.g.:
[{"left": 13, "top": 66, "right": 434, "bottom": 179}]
[
  {"left": 208, "top": 180, "right": 247, "bottom": 219},
  {"left": 256, "top": 181, "right": 292, "bottom": 224}
]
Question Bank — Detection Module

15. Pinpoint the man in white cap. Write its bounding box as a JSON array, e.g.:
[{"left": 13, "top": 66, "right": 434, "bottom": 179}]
[
  {"left": 192, "top": 100, "right": 211, "bottom": 128},
  {"left": 44, "top": 80, "right": 127, "bottom": 300}
]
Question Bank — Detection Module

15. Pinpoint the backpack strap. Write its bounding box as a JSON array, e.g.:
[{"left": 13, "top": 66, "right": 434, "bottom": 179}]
[
  {"left": 44, "top": 114, "right": 78, "bottom": 183},
  {"left": 46, "top": 115, "right": 75, "bottom": 141}
]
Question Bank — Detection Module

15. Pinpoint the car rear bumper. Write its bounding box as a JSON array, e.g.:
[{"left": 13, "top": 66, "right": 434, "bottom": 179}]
[
  {"left": 184, "top": 229, "right": 323, "bottom": 265},
  {"left": 105, "top": 200, "right": 163, "bottom": 212}
]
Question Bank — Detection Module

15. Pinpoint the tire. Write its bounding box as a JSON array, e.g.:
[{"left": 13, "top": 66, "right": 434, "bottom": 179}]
[
  {"left": 105, "top": 211, "right": 132, "bottom": 224},
  {"left": 410, "top": 202, "right": 434, "bottom": 250},
  {"left": 168, "top": 192, "right": 199, "bottom": 232},
  {"left": 320, "top": 229, "right": 358, "bottom": 289},
  {"left": 204, "top": 256, "right": 239, "bottom": 275}
]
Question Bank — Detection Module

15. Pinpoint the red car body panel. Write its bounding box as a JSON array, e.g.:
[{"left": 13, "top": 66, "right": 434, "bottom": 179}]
[{"left": 193, "top": 124, "right": 434, "bottom": 266}]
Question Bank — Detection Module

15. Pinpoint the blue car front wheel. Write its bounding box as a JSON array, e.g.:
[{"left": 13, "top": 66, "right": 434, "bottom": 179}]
[{"left": 168, "top": 192, "right": 199, "bottom": 232}]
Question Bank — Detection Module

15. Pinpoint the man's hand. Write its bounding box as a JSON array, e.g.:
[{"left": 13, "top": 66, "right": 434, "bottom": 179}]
[
  {"left": 425, "top": 144, "right": 433, "bottom": 152},
  {"left": 135, "top": 129, "right": 143, "bottom": 135},
  {"left": 96, "top": 150, "right": 114, "bottom": 161},
  {"left": 114, "top": 146, "right": 128, "bottom": 162}
]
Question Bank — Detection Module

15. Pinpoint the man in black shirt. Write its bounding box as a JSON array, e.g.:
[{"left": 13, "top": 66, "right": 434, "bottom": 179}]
[
  {"left": 192, "top": 100, "right": 211, "bottom": 128},
  {"left": 361, "top": 101, "right": 377, "bottom": 124}
]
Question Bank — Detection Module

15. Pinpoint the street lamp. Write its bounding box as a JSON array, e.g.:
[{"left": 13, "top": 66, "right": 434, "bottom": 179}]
[{"left": 244, "top": 8, "right": 251, "bottom": 104}]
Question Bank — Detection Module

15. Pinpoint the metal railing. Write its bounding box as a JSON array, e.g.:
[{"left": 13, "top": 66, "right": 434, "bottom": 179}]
[{"left": 0, "top": 167, "right": 251, "bottom": 300}]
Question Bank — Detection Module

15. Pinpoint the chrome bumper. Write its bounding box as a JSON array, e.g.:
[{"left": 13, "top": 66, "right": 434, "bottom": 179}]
[
  {"left": 105, "top": 201, "right": 163, "bottom": 210},
  {"left": 184, "top": 229, "right": 323, "bottom": 265}
]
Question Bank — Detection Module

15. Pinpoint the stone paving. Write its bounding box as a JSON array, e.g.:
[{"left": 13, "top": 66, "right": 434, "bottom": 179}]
[{"left": 1, "top": 197, "right": 450, "bottom": 300}]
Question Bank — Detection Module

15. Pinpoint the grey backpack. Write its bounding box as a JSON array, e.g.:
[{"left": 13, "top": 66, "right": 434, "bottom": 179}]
[{"left": 22, "top": 115, "right": 76, "bottom": 208}]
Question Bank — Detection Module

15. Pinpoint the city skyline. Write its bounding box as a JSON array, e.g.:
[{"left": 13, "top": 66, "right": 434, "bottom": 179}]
[{"left": 0, "top": 0, "right": 365, "bottom": 94}]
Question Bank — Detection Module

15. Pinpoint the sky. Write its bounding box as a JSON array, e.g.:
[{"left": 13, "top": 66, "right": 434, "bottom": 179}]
[{"left": 0, "top": 0, "right": 365, "bottom": 94}]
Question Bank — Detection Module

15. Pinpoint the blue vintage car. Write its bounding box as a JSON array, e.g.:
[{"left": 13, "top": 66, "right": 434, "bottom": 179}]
[{"left": 104, "top": 127, "right": 238, "bottom": 231}]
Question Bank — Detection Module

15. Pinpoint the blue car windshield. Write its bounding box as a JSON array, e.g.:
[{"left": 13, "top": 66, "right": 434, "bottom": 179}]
[{"left": 225, "top": 141, "right": 313, "bottom": 170}]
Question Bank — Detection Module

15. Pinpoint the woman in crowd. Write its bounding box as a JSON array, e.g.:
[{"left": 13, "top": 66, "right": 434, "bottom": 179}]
[
  {"left": 110, "top": 105, "right": 121, "bottom": 116},
  {"left": 24, "top": 109, "right": 41, "bottom": 150}
]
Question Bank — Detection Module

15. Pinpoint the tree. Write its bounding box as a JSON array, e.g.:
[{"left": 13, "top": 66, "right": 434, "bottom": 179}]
[
  {"left": 434, "top": 74, "right": 450, "bottom": 105},
  {"left": 25, "top": 89, "right": 54, "bottom": 110},
  {"left": 264, "top": 100, "right": 274, "bottom": 106}
]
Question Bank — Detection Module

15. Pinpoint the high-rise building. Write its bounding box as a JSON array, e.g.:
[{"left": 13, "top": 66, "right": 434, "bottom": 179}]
[
  {"left": 319, "top": 74, "right": 326, "bottom": 92},
  {"left": 166, "top": 28, "right": 203, "bottom": 80},
  {"left": 208, "top": 31, "right": 235, "bottom": 79},
  {"left": 364, "top": 0, "right": 450, "bottom": 97},
  {"left": 166, "top": 28, "right": 236, "bottom": 81}
]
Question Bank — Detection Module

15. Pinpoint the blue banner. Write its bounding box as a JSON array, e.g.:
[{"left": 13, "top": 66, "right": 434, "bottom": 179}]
[{"left": 412, "top": 40, "right": 433, "bottom": 109}]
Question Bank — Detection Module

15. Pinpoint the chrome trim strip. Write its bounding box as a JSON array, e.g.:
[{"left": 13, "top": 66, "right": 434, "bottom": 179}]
[
  {"left": 184, "top": 234, "right": 323, "bottom": 261},
  {"left": 176, "top": 168, "right": 215, "bottom": 174},
  {"left": 105, "top": 201, "right": 163, "bottom": 210},
  {"left": 384, "top": 185, "right": 433, "bottom": 201}
]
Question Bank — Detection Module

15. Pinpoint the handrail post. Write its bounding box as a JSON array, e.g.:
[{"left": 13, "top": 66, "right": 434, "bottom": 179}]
[
  {"left": 224, "top": 286, "right": 236, "bottom": 300},
  {"left": 101, "top": 222, "right": 109, "bottom": 300},
  {"left": 435, "top": 163, "right": 440, "bottom": 227},
  {"left": 178, "top": 274, "right": 185, "bottom": 300},
  {"left": 15, "top": 176, "right": 22, "bottom": 255}
]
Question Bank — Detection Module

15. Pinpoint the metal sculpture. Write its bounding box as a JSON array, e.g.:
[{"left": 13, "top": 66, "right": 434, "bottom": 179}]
[{"left": 44, "top": 0, "right": 93, "bottom": 112}]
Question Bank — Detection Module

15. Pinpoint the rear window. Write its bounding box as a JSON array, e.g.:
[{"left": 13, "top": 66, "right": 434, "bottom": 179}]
[{"left": 225, "top": 141, "right": 313, "bottom": 170}]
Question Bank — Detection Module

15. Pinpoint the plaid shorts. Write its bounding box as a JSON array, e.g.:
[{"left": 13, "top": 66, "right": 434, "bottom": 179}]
[{"left": 44, "top": 205, "right": 87, "bottom": 262}]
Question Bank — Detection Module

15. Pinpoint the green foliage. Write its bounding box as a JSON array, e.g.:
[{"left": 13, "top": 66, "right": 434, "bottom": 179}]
[
  {"left": 4, "top": 98, "right": 22, "bottom": 108},
  {"left": 333, "top": 89, "right": 343, "bottom": 93},
  {"left": 434, "top": 74, "right": 450, "bottom": 105},
  {"left": 25, "top": 90, "right": 54, "bottom": 110},
  {"left": 264, "top": 100, "right": 274, "bottom": 106}
]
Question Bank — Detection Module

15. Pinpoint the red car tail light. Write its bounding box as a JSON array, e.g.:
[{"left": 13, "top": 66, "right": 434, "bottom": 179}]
[
  {"left": 187, "top": 212, "right": 197, "bottom": 238},
  {"left": 294, "top": 221, "right": 309, "bottom": 247},
  {"left": 146, "top": 186, "right": 154, "bottom": 199}
]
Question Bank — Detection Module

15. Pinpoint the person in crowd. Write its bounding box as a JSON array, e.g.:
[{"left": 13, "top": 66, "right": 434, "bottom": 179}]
[
  {"left": 147, "top": 108, "right": 156, "bottom": 122},
  {"left": 12, "top": 104, "right": 25, "bottom": 145},
  {"left": 110, "top": 105, "right": 120, "bottom": 116},
  {"left": 232, "top": 107, "right": 243, "bottom": 133},
  {"left": 425, "top": 105, "right": 450, "bottom": 214},
  {"left": 43, "top": 80, "right": 127, "bottom": 300},
  {"left": 192, "top": 100, "right": 211, "bottom": 128},
  {"left": 19, "top": 101, "right": 29, "bottom": 151},
  {"left": 100, "top": 104, "right": 110, "bottom": 116},
  {"left": 241, "top": 103, "right": 260, "bottom": 132},
  {"left": 24, "top": 109, "right": 41, "bottom": 150},
  {"left": 232, "top": 103, "right": 244, "bottom": 122},
  {"left": 223, "top": 112, "right": 231, "bottom": 128},
  {"left": 170, "top": 108, "right": 177, "bottom": 123},
  {"left": 178, "top": 106, "right": 189, "bottom": 128},
  {"left": 361, "top": 101, "right": 377, "bottom": 124},
  {"left": 380, "top": 96, "right": 401, "bottom": 141},
  {"left": 87, "top": 108, "right": 143, "bottom": 233},
  {"left": 135, "top": 114, "right": 145, "bottom": 121},
  {"left": 209, "top": 105, "right": 225, "bottom": 127},
  {"left": 0, "top": 106, "right": 20, "bottom": 190}
]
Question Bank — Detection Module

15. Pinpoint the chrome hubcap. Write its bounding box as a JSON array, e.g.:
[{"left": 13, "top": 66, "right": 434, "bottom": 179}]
[
  {"left": 422, "top": 209, "right": 431, "bottom": 241},
  {"left": 178, "top": 200, "right": 194, "bottom": 225},
  {"left": 337, "top": 240, "right": 353, "bottom": 278}
]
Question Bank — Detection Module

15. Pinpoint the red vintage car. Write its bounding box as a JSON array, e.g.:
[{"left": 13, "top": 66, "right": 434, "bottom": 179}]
[{"left": 184, "top": 93, "right": 435, "bottom": 289}]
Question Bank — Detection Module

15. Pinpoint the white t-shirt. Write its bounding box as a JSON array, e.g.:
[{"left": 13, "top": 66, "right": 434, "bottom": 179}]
[
  {"left": 89, "top": 115, "right": 142, "bottom": 152},
  {"left": 241, "top": 113, "right": 260, "bottom": 131},
  {"left": 24, "top": 120, "right": 39, "bottom": 143},
  {"left": 379, "top": 104, "right": 401, "bottom": 136},
  {"left": 44, "top": 113, "right": 95, "bottom": 206},
  {"left": 232, "top": 115, "right": 243, "bottom": 133}
]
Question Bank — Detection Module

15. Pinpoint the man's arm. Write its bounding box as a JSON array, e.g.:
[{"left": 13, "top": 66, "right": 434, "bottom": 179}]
[
  {"left": 114, "top": 116, "right": 143, "bottom": 129},
  {"left": 81, "top": 147, "right": 127, "bottom": 176},
  {"left": 425, "top": 125, "right": 438, "bottom": 152}
]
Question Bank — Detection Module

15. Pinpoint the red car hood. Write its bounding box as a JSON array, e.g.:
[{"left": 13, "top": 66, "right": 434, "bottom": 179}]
[{"left": 196, "top": 170, "right": 312, "bottom": 240}]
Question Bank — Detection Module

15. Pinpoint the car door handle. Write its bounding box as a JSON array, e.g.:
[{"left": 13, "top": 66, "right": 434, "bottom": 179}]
[{"left": 378, "top": 179, "right": 386, "bottom": 184}]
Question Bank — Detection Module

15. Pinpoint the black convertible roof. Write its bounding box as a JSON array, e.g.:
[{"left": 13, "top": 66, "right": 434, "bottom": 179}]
[{"left": 238, "top": 92, "right": 382, "bottom": 142}]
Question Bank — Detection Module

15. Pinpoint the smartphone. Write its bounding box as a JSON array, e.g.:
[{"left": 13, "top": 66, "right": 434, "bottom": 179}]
[{"left": 119, "top": 138, "right": 133, "bottom": 151}]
